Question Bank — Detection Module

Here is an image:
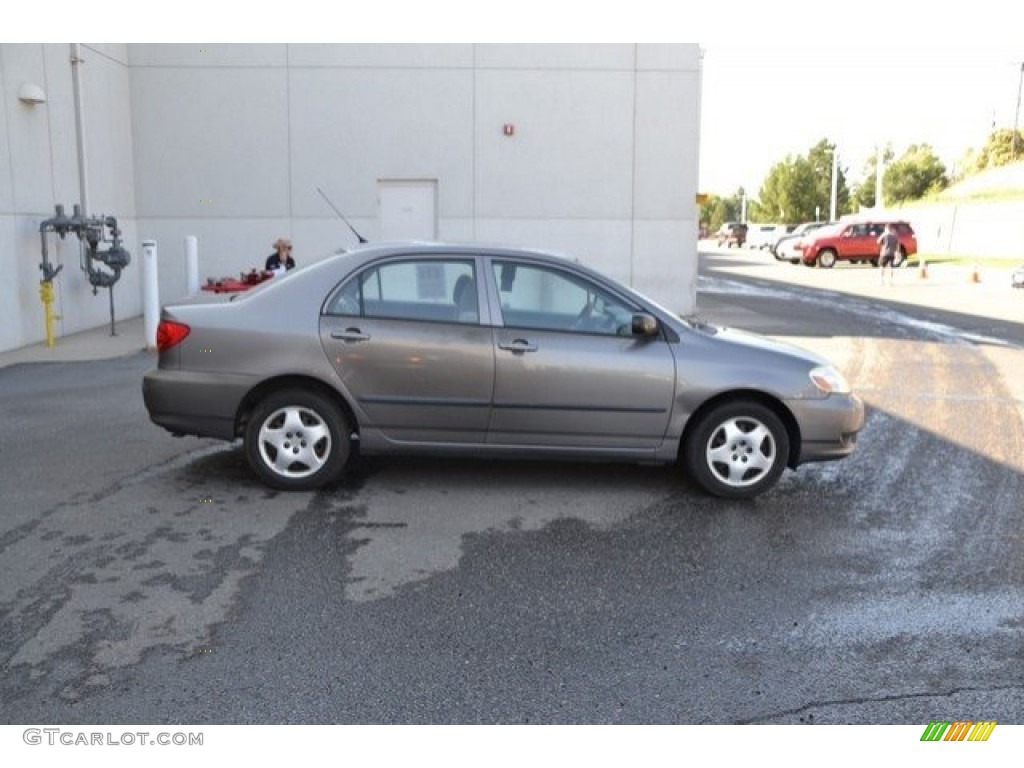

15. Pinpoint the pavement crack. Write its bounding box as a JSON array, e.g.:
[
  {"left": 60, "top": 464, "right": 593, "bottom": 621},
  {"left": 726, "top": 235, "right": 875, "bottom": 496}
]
[{"left": 736, "top": 683, "right": 1024, "bottom": 724}]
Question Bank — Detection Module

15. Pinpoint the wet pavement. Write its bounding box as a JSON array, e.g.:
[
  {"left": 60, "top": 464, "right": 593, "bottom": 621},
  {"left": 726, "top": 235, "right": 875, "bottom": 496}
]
[{"left": 1, "top": 249, "right": 1022, "bottom": 724}]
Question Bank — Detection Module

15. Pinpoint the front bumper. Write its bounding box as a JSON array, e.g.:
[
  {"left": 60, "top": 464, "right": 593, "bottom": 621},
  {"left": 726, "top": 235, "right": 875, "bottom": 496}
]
[{"left": 788, "top": 392, "right": 865, "bottom": 465}]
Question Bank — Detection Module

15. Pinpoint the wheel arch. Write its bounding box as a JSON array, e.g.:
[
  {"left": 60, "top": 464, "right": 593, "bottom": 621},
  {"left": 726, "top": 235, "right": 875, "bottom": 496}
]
[
  {"left": 679, "top": 389, "right": 802, "bottom": 469},
  {"left": 234, "top": 375, "right": 359, "bottom": 441},
  {"left": 817, "top": 247, "right": 838, "bottom": 268}
]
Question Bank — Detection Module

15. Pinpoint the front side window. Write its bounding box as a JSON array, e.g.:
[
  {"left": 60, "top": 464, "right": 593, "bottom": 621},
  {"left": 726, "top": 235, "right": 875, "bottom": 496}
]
[
  {"left": 325, "top": 259, "right": 478, "bottom": 324},
  {"left": 492, "top": 261, "right": 635, "bottom": 336}
]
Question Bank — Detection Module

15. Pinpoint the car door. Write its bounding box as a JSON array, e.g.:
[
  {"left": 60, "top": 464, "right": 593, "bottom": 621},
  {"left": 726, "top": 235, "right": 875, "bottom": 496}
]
[
  {"left": 843, "top": 223, "right": 874, "bottom": 259},
  {"left": 320, "top": 256, "right": 494, "bottom": 444},
  {"left": 485, "top": 258, "right": 676, "bottom": 451}
]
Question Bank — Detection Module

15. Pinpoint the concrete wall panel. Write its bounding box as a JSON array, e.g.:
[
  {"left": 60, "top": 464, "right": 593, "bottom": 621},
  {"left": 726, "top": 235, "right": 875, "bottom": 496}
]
[
  {"left": 289, "top": 44, "right": 473, "bottom": 68},
  {"left": 131, "top": 67, "right": 289, "bottom": 218},
  {"left": 475, "top": 44, "right": 635, "bottom": 70},
  {"left": 633, "top": 70, "right": 701, "bottom": 220},
  {"left": 128, "top": 44, "right": 287, "bottom": 68},
  {"left": 289, "top": 68, "right": 474, "bottom": 220},
  {"left": 474, "top": 69, "right": 635, "bottom": 219}
]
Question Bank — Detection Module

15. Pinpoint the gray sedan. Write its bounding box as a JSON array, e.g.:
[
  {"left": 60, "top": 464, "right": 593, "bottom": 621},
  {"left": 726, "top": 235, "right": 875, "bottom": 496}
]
[{"left": 143, "top": 242, "right": 864, "bottom": 499}]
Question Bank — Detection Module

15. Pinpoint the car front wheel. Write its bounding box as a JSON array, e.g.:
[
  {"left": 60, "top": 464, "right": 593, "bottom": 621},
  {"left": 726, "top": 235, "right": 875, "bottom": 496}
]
[
  {"left": 684, "top": 400, "right": 790, "bottom": 499},
  {"left": 244, "top": 388, "right": 351, "bottom": 491},
  {"left": 817, "top": 249, "right": 837, "bottom": 268}
]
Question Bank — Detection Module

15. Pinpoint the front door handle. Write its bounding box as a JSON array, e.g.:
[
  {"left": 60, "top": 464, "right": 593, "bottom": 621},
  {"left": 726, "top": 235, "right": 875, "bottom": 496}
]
[
  {"left": 331, "top": 328, "right": 371, "bottom": 343},
  {"left": 498, "top": 338, "right": 538, "bottom": 354}
]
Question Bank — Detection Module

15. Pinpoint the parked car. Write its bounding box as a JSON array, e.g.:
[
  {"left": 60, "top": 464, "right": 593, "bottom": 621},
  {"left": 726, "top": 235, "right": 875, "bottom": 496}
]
[
  {"left": 1013, "top": 264, "right": 1024, "bottom": 288},
  {"left": 747, "top": 223, "right": 794, "bottom": 250},
  {"left": 716, "top": 221, "right": 748, "bottom": 248},
  {"left": 772, "top": 221, "right": 831, "bottom": 263},
  {"left": 143, "top": 242, "right": 864, "bottom": 499},
  {"left": 799, "top": 220, "right": 918, "bottom": 268}
]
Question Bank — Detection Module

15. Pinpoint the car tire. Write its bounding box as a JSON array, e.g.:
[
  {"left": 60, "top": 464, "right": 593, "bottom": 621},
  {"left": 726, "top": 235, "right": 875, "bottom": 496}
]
[
  {"left": 818, "top": 249, "right": 837, "bottom": 269},
  {"left": 244, "top": 388, "right": 351, "bottom": 491},
  {"left": 683, "top": 400, "right": 790, "bottom": 499}
]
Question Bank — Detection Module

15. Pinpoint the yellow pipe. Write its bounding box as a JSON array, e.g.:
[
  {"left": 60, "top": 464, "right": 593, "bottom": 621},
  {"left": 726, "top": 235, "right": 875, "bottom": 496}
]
[{"left": 39, "top": 280, "right": 60, "bottom": 347}]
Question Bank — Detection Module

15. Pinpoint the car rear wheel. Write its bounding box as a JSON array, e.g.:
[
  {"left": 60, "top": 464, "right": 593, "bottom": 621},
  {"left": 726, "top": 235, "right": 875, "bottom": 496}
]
[
  {"left": 684, "top": 400, "right": 790, "bottom": 499},
  {"left": 244, "top": 388, "right": 350, "bottom": 491},
  {"left": 817, "top": 249, "right": 837, "bottom": 268}
]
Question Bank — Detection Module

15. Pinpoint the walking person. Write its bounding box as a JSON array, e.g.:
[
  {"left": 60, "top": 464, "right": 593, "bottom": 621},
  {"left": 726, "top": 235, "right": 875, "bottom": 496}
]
[{"left": 877, "top": 223, "right": 899, "bottom": 286}]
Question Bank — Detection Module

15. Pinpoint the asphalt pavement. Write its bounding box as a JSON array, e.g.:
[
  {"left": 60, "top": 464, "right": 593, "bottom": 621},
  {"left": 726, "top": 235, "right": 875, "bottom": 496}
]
[{"left": 1, "top": 246, "right": 1022, "bottom": 729}]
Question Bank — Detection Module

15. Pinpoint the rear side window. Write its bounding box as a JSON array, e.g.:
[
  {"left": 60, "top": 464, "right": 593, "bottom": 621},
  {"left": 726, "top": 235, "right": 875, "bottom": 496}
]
[{"left": 325, "top": 259, "right": 478, "bottom": 324}]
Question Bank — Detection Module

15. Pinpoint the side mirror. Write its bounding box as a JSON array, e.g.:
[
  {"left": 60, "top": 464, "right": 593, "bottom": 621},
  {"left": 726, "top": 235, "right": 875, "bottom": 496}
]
[{"left": 631, "top": 313, "right": 659, "bottom": 337}]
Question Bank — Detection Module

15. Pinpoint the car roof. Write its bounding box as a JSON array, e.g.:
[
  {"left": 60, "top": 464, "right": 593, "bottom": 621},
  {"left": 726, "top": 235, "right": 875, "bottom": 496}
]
[{"left": 341, "top": 240, "right": 581, "bottom": 265}]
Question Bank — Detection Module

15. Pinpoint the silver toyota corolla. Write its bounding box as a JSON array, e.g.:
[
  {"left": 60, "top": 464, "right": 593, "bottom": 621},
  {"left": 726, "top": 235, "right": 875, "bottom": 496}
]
[{"left": 143, "top": 242, "right": 864, "bottom": 499}]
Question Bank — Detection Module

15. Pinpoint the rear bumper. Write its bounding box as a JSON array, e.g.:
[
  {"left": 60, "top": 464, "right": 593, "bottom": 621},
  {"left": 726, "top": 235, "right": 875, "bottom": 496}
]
[{"left": 142, "top": 368, "right": 253, "bottom": 440}]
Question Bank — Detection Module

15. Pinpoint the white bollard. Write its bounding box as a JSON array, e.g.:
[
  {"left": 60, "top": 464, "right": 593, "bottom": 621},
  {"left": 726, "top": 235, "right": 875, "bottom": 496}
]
[
  {"left": 185, "top": 235, "right": 199, "bottom": 296},
  {"left": 142, "top": 240, "right": 160, "bottom": 350}
]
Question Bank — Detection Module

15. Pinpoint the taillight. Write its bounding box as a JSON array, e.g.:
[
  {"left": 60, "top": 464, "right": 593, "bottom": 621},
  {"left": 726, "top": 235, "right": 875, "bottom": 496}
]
[{"left": 156, "top": 320, "right": 190, "bottom": 351}]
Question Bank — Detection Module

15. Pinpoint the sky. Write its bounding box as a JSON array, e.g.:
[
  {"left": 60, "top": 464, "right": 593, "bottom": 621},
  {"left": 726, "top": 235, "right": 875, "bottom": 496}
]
[
  {"left": 699, "top": 43, "right": 1024, "bottom": 197},
  {"left": 11, "top": 1, "right": 1024, "bottom": 202}
]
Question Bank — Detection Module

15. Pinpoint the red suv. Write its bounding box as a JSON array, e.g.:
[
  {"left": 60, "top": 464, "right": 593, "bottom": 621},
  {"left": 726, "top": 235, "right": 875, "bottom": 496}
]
[{"left": 800, "top": 220, "right": 917, "bottom": 268}]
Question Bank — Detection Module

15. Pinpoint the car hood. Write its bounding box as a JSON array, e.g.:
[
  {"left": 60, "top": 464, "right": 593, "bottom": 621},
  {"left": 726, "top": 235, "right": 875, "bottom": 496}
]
[{"left": 689, "top": 320, "right": 830, "bottom": 367}]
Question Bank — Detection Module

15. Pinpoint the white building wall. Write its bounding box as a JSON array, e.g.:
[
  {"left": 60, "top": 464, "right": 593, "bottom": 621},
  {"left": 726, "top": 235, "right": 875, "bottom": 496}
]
[
  {"left": 0, "top": 43, "right": 139, "bottom": 353},
  {"left": 1, "top": 43, "right": 701, "bottom": 353}
]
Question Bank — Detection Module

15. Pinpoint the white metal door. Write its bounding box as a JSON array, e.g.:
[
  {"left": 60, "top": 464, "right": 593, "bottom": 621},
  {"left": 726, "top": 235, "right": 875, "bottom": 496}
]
[{"left": 378, "top": 180, "right": 437, "bottom": 241}]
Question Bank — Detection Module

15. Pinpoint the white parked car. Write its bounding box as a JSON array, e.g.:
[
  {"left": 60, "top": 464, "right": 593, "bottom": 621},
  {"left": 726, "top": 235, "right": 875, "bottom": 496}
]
[
  {"left": 773, "top": 221, "right": 832, "bottom": 263},
  {"left": 746, "top": 224, "right": 792, "bottom": 250}
]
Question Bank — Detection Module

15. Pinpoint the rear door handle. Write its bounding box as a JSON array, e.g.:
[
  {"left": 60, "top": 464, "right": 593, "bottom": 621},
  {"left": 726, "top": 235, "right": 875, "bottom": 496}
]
[
  {"left": 498, "top": 338, "right": 538, "bottom": 354},
  {"left": 331, "top": 328, "right": 371, "bottom": 343}
]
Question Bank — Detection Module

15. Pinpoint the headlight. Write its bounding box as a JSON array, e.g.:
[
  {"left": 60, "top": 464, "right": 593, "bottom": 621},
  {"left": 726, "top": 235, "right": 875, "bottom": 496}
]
[{"left": 809, "top": 365, "right": 850, "bottom": 395}]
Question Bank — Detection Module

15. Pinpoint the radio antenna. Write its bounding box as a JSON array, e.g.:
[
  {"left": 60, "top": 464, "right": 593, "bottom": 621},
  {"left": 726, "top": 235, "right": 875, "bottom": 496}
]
[{"left": 317, "top": 187, "right": 367, "bottom": 243}]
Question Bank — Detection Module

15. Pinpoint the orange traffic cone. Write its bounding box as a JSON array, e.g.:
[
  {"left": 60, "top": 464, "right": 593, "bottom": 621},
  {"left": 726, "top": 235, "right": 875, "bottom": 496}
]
[
  {"left": 919, "top": 260, "right": 928, "bottom": 279},
  {"left": 970, "top": 264, "right": 981, "bottom": 283}
]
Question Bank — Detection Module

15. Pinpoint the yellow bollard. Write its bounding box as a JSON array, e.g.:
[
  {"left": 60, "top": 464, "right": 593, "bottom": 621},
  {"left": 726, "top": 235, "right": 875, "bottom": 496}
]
[{"left": 39, "top": 280, "right": 61, "bottom": 347}]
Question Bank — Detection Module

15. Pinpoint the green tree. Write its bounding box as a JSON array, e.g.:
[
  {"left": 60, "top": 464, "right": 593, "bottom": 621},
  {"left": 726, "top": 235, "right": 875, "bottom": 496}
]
[
  {"left": 852, "top": 145, "right": 896, "bottom": 209},
  {"left": 756, "top": 139, "right": 848, "bottom": 224},
  {"left": 885, "top": 144, "right": 948, "bottom": 204},
  {"left": 807, "top": 139, "right": 850, "bottom": 218},
  {"left": 853, "top": 144, "right": 947, "bottom": 206},
  {"left": 968, "top": 128, "right": 1024, "bottom": 172},
  {"left": 699, "top": 189, "right": 745, "bottom": 231}
]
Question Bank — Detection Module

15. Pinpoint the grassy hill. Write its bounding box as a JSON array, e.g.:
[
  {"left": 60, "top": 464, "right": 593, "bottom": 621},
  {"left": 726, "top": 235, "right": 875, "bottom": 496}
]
[{"left": 929, "top": 161, "right": 1024, "bottom": 202}]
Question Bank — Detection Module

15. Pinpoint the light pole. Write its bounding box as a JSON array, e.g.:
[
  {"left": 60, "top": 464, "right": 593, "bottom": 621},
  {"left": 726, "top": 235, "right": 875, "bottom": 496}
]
[
  {"left": 875, "top": 145, "right": 885, "bottom": 210},
  {"left": 829, "top": 148, "right": 838, "bottom": 221},
  {"left": 1013, "top": 62, "right": 1023, "bottom": 160}
]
